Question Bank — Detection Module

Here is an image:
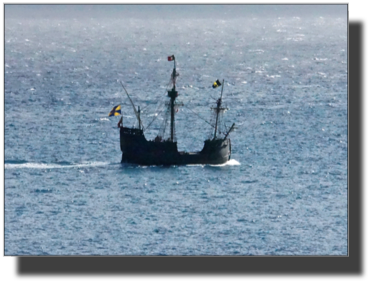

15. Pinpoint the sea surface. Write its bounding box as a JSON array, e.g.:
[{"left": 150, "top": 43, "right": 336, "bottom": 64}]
[{"left": 4, "top": 7, "right": 348, "bottom": 255}]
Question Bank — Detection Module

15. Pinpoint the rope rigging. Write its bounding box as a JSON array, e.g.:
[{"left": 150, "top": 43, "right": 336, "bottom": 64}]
[
  {"left": 182, "top": 104, "right": 216, "bottom": 129},
  {"left": 143, "top": 77, "right": 172, "bottom": 132},
  {"left": 122, "top": 63, "right": 224, "bottom": 136}
]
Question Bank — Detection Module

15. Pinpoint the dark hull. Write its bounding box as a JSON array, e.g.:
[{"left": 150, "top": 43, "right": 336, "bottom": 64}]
[{"left": 120, "top": 127, "right": 231, "bottom": 166}]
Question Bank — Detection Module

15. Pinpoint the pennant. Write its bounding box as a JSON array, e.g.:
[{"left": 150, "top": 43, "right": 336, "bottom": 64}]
[
  {"left": 168, "top": 55, "right": 175, "bottom": 61},
  {"left": 109, "top": 105, "right": 121, "bottom": 117},
  {"left": 212, "top": 79, "right": 222, "bottom": 89}
]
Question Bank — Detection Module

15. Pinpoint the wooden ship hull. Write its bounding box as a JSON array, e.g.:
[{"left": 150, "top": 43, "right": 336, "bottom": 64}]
[{"left": 120, "top": 127, "right": 231, "bottom": 166}]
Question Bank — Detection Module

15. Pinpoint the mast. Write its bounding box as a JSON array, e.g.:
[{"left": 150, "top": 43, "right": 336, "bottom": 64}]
[
  {"left": 168, "top": 56, "right": 178, "bottom": 142},
  {"left": 213, "top": 79, "right": 224, "bottom": 139},
  {"left": 137, "top": 106, "right": 141, "bottom": 130},
  {"left": 223, "top": 123, "right": 235, "bottom": 140},
  {"left": 120, "top": 81, "right": 143, "bottom": 130}
]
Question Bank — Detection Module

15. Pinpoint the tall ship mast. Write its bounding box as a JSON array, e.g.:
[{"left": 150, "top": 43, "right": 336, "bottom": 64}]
[
  {"left": 110, "top": 55, "right": 235, "bottom": 166},
  {"left": 167, "top": 55, "right": 180, "bottom": 142}
]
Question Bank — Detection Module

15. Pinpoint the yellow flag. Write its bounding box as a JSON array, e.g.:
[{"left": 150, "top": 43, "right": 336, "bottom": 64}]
[{"left": 109, "top": 105, "right": 121, "bottom": 117}]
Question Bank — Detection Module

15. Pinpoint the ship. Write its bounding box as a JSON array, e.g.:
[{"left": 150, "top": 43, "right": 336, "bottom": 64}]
[{"left": 113, "top": 55, "right": 235, "bottom": 166}]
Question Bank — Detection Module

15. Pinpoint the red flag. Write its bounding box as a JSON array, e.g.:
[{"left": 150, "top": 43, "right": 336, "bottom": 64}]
[{"left": 168, "top": 55, "right": 175, "bottom": 61}]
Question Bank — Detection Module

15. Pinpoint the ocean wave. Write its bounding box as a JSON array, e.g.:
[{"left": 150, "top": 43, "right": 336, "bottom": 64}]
[
  {"left": 5, "top": 161, "right": 111, "bottom": 169},
  {"left": 208, "top": 159, "right": 241, "bottom": 167}
]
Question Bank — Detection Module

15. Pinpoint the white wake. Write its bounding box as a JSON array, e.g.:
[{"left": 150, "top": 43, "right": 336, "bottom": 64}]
[{"left": 5, "top": 161, "right": 111, "bottom": 170}]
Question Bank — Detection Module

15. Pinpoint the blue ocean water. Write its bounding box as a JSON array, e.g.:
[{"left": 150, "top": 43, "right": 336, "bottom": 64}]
[{"left": 4, "top": 8, "right": 347, "bottom": 255}]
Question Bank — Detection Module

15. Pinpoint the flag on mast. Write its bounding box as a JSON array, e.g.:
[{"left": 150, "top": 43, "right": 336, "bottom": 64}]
[
  {"left": 168, "top": 55, "right": 175, "bottom": 61},
  {"left": 212, "top": 79, "right": 222, "bottom": 89},
  {"left": 109, "top": 105, "right": 121, "bottom": 117}
]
